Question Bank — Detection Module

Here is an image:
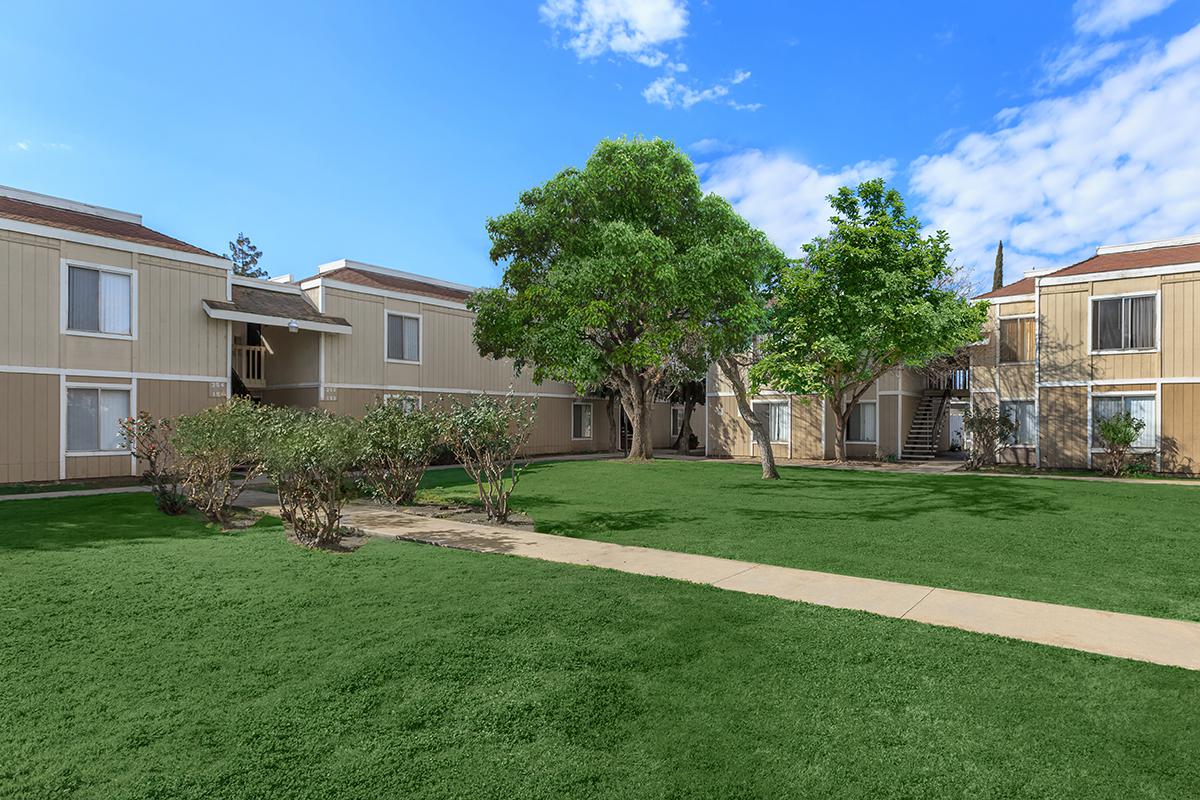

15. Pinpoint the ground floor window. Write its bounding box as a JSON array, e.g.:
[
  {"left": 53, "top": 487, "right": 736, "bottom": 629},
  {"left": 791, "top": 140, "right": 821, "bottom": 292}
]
[
  {"left": 752, "top": 401, "right": 789, "bottom": 444},
  {"left": 383, "top": 393, "right": 420, "bottom": 414},
  {"left": 847, "top": 401, "right": 876, "bottom": 443},
  {"left": 1001, "top": 400, "right": 1037, "bottom": 446},
  {"left": 1092, "top": 395, "right": 1156, "bottom": 449},
  {"left": 671, "top": 406, "right": 684, "bottom": 438},
  {"left": 67, "top": 387, "right": 130, "bottom": 452},
  {"left": 572, "top": 402, "right": 593, "bottom": 440}
]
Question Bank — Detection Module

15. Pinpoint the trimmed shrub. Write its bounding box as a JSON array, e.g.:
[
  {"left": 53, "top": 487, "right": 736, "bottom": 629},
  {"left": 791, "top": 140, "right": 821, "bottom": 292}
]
[
  {"left": 173, "top": 396, "right": 268, "bottom": 525},
  {"left": 1095, "top": 411, "right": 1147, "bottom": 477},
  {"left": 119, "top": 412, "right": 186, "bottom": 515},
  {"left": 360, "top": 402, "right": 444, "bottom": 506},
  {"left": 962, "top": 406, "right": 1016, "bottom": 471},
  {"left": 261, "top": 409, "right": 366, "bottom": 547},
  {"left": 443, "top": 393, "right": 536, "bottom": 523}
]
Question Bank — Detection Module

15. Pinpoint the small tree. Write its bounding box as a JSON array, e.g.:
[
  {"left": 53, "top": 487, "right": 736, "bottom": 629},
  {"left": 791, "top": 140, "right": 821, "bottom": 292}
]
[
  {"left": 261, "top": 409, "right": 366, "bottom": 547},
  {"left": 173, "top": 396, "right": 267, "bottom": 525},
  {"left": 443, "top": 393, "right": 536, "bottom": 523},
  {"left": 993, "top": 240, "right": 1004, "bottom": 292},
  {"left": 119, "top": 412, "right": 186, "bottom": 514},
  {"left": 227, "top": 233, "right": 266, "bottom": 278},
  {"left": 750, "top": 179, "right": 987, "bottom": 461},
  {"left": 1095, "top": 411, "right": 1147, "bottom": 477},
  {"left": 962, "top": 406, "right": 1017, "bottom": 470},
  {"left": 360, "top": 401, "right": 444, "bottom": 505}
]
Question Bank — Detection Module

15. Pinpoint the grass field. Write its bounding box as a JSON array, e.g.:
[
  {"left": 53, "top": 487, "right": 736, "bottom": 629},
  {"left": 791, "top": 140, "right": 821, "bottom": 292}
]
[
  {"left": 1, "top": 493, "right": 1197, "bottom": 798},
  {"left": 421, "top": 459, "right": 1200, "bottom": 621}
]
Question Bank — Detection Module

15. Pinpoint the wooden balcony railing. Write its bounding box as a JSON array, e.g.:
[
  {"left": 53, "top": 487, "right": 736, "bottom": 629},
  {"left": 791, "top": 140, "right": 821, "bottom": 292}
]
[
  {"left": 233, "top": 344, "right": 266, "bottom": 389},
  {"left": 928, "top": 367, "right": 970, "bottom": 396}
]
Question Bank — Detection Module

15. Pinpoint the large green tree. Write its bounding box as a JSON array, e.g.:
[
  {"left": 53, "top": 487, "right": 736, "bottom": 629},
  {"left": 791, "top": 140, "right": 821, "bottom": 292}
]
[
  {"left": 472, "top": 137, "right": 784, "bottom": 466},
  {"left": 750, "top": 179, "right": 987, "bottom": 462}
]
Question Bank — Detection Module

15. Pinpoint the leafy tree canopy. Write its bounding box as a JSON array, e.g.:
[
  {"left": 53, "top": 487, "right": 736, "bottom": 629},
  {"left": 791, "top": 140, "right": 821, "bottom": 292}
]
[{"left": 227, "top": 233, "right": 266, "bottom": 278}]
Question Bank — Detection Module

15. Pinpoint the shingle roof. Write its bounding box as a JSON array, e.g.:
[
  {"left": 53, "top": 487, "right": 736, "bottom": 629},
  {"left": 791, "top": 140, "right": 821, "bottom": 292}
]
[
  {"left": 0, "top": 195, "right": 219, "bottom": 258},
  {"left": 312, "top": 266, "right": 474, "bottom": 303},
  {"left": 1046, "top": 241, "right": 1200, "bottom": 279},
  {"left": 974, "top": 277, "right": 1035, "bottom": 300},
  {"left": 204, "top": 284, "right": 351, "bottom": 328}
]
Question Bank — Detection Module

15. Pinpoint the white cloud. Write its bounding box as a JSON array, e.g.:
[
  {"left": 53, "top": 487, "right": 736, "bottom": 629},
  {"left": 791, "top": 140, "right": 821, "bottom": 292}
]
[
  {"left": 643, "top": 69, "right": 757, "bottom": 110},
  {"left": 688, "top": 138, "right": 733, "bottom": 155},
  {"left": 8, "top": 140, "right": 69, "bottom": 153},
  {"left": 911, "top": 23, "right": 1200, "bottom": 288},
  {"left": 699, "top": 149, "right": 895, "bottom": 256},
  {"left": 1039, "top": 40, "right": 1132, "bottom": 88},
  {"left": 13, "top": 141, "right": 30, "bottom": 152},
  {"left": 1073, "top": 0, "right": 1177, "bottom": 36},
  {"left": 539, "top": 0, "right": 687, "bottom": 64}
]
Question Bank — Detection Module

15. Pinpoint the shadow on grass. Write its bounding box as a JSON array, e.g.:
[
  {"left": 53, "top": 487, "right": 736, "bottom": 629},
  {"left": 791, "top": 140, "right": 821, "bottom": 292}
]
[{"left": 0, "top": 494, "right": 280, "bottom": 552}]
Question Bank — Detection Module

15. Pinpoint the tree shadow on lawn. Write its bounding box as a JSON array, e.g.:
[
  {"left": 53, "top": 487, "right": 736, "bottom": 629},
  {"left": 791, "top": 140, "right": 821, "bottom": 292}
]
[
  {"left": 731, "top": 469, "right": 1066, "bottom": 524},
  {"left": 0, "top": 494, "right": 279, "bottom": 552},
  {"left": 537, "top": 509, "right": 705, "bottom": 537}
]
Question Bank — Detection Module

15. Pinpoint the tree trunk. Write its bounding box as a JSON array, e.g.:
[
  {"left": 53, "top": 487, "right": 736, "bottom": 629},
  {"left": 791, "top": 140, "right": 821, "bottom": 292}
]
[
  {"left": 833, "top": 405, "right": 849, "bottom": 462},
  {"left": 606, "top": 394, "right": 619, "bottom": 452},
  {"left": 717, "top": 355, "right": 778, "bottom": 480},
  {"left": 673, "top": 398, "right": 696, "bottom": 454},
  {"left": 618, "top": 382, "right": 655, "bottom": 461}
]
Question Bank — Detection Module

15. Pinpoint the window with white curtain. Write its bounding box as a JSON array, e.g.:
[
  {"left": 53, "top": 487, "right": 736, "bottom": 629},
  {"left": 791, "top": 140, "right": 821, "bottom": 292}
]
[
  {"left": 572, "top": 402, "right": 593, "bottom": 439},
  {"left": 385, "top": 312, "right": 420, "bottom": 362},
  {"left": 382, "top": 394, "right": 420, "bottom": 414},
  {"left": 847, "top": 401, "right": 877, "bottom": 443},
  {"left": 67, "top": 265, "right": 132, "bottom": 335},
  {"left": 671, "top": 406, "right": 684, "bottom": 437},
  {"left": 1001, "top": 400, "right": 1037, "bottom": 446},
  {"left": 1093, "top": 395, "right": 1156, "bottom": 450},
  {"left": 752, "top": 401, "right": 789, "bottom": 444},
  {"left": 1092, "top": 295, "right": 1156, "bottom": 351},
  {"left": 67, "top": 387, "right": 130, "bottom": 452}
]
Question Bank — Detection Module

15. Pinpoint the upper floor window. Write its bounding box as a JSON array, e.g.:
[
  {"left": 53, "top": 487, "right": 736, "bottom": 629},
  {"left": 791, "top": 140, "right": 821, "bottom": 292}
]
[
  {"left": 847, "top": 401, "right": 876, "bottom": 443},
  {"left": 385, "top": 312, "right": 420, "bottom": 363},
  {"left": 1092, "top": 294, "right": 1156, "bottom": 352},
  {"left": 999, "top": 317, "right": 1034, "bottom": 363},
  {"left": 66, "top": 263, "right": 133, "bottom": 337}
]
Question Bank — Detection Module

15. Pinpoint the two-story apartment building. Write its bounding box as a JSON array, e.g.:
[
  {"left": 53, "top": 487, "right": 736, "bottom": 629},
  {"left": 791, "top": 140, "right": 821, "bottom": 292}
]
[
  {"left": 0, "top": 186, "right": 682, "bottom": 484},
  {"left": 705, "top": 364, "right": 958, "bottom": 461},
  {"left": 0, "top": 186, "right": 234, "bottom": 483},
  {"left": 972, "top": 235, "right": 1200, "bottom": 472}
]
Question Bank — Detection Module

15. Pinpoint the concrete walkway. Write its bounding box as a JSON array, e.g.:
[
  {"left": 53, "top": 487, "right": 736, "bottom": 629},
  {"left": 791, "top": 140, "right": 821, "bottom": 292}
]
[
  {"left": 237, "top": 490, "right": 1200, "bottom": 671},
  {"left": 0, "top": 485, "right": 149, "bottom": 502}
]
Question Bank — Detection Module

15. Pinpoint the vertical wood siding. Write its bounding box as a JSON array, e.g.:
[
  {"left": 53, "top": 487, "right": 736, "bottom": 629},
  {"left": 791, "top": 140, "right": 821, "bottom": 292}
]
[{"left": 0, "top": 372, "right": 59, "bottom": 482}]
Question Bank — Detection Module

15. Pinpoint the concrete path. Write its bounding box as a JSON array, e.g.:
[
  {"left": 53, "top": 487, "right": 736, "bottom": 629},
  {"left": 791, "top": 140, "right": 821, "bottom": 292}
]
[
  {"left": 0, "top": 485, "right": 149, "bottom": 502},
  {"left": 237, "top": 490, "right": 1200, "bottom": 671}
]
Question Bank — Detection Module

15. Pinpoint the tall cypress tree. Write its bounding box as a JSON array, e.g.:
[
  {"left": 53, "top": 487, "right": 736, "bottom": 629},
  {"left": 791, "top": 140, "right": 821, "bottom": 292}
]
[{"left": 992, "top": 240, "right": 1004, "bottom": 291}]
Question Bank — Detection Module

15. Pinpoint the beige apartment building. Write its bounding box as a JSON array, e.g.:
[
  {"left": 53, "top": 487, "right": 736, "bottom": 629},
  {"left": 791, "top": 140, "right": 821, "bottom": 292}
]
[
  {"left": 0, "top": 186, "right": 680, "bottom": 485},
  {"left": 705, "top": 364, "right": 959, "bottom": 462},
  {"left": 972, "top": 235, "right": 1200, "bottom": 472}
]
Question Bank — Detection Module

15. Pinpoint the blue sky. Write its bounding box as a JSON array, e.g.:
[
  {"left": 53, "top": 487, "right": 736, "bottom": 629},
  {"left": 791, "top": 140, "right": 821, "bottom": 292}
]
[{"left": 2, "top": 1, "right": 1198, "bottom": 290}]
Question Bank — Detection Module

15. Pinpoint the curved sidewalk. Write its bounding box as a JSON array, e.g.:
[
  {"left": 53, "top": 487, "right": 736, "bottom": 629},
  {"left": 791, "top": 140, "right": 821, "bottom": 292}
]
[{"left": 238, "top": 491, "right": 1200, "bottom": 671}]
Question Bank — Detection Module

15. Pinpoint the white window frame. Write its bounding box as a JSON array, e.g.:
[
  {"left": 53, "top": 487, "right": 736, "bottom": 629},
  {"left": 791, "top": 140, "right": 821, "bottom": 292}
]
[
  {"left": 1089, "top": 392, "right": 1157, "bottom": 452},
  {"left": 383, "top": 310, "right": 422, "bottom": 365},
  {"left": 63, "top": 382, "right": 134, "bottom": 456},
  {"left": 60, "top": 259, "right": 138, "bottom": 341},
  {"left": 997, "top": 314, "right": 1036, "bottom": 365},
  {"left": 1087, "top": 291, "right": 1160, "bottom": 355},
  {"left": 382, "top": 393, "right": 421, "bottom": 414},
  {"left": 1000, "top": 398, "right": 1037, "bottom": 447},
  {"left": 571, "top": 401, "right": 593, "bottom": 440},
  {"left": 670, "top": 405, "right": 685, "bottom": 438},
  {"left": 751, "top": 399, "right": 790, "bottom": 445},
  {"left": 846, "top": 400, "right": 877, "bottom": 444}
]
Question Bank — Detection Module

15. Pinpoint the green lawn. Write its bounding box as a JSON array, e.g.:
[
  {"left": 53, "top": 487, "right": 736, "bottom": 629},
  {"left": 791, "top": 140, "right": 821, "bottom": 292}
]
[
  {"left": 1, "top": 495, "right": 1197, "bottom": 798},
  {"left": 422, "top": 459, "right": 1200, "bottom": 621}
]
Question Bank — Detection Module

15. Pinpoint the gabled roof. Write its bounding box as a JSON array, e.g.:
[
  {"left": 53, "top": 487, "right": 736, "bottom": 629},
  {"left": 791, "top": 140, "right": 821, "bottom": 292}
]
[
  {"left": 309, "top": 264, "right": 475, "bottom": 303},
  {"left": 0, "top": 192, "right": 218, "bottom": 259},
  {"left": 974, "top": 277, "right": 1035, "bottom": 301},
  {"left": 203, "top": 283, "right": 352, "bottom": 334},
  {"left": 1046, "top": 241, "right": 1200, "bottom": 279}
]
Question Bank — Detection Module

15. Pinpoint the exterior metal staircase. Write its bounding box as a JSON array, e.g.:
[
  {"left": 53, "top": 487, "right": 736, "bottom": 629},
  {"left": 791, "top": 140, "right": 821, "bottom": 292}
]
[{"left": 901, "top": 391, "right": 952, "bottom": 461}]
